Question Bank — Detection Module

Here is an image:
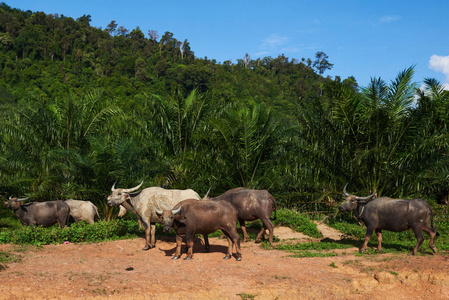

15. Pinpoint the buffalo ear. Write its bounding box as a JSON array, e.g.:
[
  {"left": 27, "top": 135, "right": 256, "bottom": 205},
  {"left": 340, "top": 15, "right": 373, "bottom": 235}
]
[{"left": 174, "top": 215, "right": 187, "bottom": 224}]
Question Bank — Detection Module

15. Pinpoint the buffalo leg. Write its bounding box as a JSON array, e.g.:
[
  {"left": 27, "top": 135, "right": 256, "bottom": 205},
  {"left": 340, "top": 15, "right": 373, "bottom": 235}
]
[
  {"left": 411, "top": 225, "right": 425, "bottom": 255},
  {"left": 142, "top": 222, "right": 152, "bottom": 250},
  {"left": 256, "top": 217, "right": 274, "bottom": 244},
  {"left": 239, "top": 220, "right": 249, "bottom": 242},
  {"left": 375, "top": 229, "right": 383, "bottom": 252},
  {"left": 149, "top": 224, "right": 156, "bottom": 248},
  {"left": 222, "top": 228, "right": 242, "bottom": 261},
  {"left": 422, "top": 226, "right": 438, "bottom": 253},
  {"left": 360, "top": 227, "right": 375, "bottom": 253},
  {"left": 173, "top": 234, "right": 183, "bottom": 259},
  {"left": 184, "top": 232, "right": 195, "bottom": 260},
  {"left": 221, "top": 233, "right": 233, "bottom": 260},
  {"left": 203, "top": 234, "right": 210, "bottom": 252}
]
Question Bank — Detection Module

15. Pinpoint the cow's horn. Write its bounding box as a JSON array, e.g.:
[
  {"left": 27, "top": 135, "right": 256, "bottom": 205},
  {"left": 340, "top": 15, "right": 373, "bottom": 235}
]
[
  {"left": 172, "top": 206, "right": 182, "bottom": 215},
  {"left": 123, "top": 181, "right": 143, "bottom": 193},
  {"left": 204, "top": 186, "right": 212, "bottom": 198},
  {"left": 9, "top": 195, "right": 13, "bottom": 200},
  {"left": 17, "top": 197, "right": 29, "bottom": 202},
  {"left": 355, "top": 191, "right": 377, "bottom": 202},
  {"left": 343, "top": 183, "right": 350, "bottom": 197},
  {"left": 111, "top": 182, "right": 117, "bottom": 192},
  {"left": 154, "top": 207, "right": 163, "bottom": 215}
]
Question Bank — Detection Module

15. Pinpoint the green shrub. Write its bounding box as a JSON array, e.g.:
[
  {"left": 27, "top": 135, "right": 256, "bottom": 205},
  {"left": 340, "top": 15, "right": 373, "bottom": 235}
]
[
  {"left": 0, "top": 220, "right": 140, "bottom": 246},
  {"left": 274, "top": 208, "right": 322, "bottom": 238}
]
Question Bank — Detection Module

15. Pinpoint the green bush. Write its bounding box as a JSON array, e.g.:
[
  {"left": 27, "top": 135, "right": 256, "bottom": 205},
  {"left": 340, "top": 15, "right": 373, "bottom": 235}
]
[
  {"left": 0, "top": 220, "right": 140, "bottom": 246},
  {"left": 274, "top": 208, "right": 322, "bottom": 238}
]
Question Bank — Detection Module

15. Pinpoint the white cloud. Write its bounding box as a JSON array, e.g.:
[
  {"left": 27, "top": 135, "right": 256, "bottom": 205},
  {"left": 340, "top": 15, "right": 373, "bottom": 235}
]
[
  {"left": 261, "top": 34, "right": 290, "bottom": 49},
  {"left": 429, "top": 54, "right": 449, "bottom": 84},
  {"left": 380, "top": 15, "right": 401, "bottom": 23}
]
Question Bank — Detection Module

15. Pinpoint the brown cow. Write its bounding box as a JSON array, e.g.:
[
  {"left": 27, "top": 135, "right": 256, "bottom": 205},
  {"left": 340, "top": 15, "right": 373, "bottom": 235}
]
[
  {"left": 207, "top": 188, "right": 277, "bottom": 244},
  {"left": 155, "top": 199, "right": 242, "bottom": 261}
]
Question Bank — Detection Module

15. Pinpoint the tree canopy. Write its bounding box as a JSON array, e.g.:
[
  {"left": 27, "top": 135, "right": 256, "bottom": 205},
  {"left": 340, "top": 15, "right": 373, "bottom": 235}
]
[{"left": 1, "top": 3, "right": 449, "bottom": 214}]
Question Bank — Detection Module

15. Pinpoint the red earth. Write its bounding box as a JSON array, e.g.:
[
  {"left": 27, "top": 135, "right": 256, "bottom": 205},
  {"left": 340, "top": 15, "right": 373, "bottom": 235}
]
[{"left": 1, "top": 224, "right": 448, "bottom": 300}]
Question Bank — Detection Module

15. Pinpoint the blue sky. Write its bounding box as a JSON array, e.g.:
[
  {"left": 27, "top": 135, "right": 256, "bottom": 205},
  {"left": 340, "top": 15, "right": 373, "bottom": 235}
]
[{"left": 5, "top": 0, "right": 449, "bottom": 88}]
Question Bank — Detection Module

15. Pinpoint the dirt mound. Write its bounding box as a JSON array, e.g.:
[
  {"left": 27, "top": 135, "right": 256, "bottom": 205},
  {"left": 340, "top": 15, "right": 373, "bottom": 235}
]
[{"left": 0, "top": 225, "right": 448, "bottom": 299}]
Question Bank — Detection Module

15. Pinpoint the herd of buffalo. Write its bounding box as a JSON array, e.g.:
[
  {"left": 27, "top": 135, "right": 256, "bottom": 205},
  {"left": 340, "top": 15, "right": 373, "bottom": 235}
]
[{"left": 3, "top": 183, "right": 439, "bottom": 260}]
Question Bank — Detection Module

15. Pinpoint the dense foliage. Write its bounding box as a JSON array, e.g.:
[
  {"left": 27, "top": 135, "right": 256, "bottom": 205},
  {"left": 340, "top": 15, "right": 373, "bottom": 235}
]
[{"left": 1, "top": 3, "right": 449, "bottom": 219}]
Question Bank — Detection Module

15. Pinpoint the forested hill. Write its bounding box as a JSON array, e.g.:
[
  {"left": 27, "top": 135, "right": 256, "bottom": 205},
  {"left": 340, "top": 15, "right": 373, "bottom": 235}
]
[
  {"left": 0, "top": 3, "right": 331, "bottom": 106},
  {"left": 2, "top": 3, "right": 449, "bottom": 211}
]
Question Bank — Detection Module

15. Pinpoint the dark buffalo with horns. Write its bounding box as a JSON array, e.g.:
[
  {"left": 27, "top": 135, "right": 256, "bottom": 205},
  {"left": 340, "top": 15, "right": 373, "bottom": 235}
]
[
  {"left": 106, "top": 182, "right": 201, "bottom": 250},
  {"left": 207, "top": 188, "right": 277, "bottom": 244},
  {"left": 4, "top": 196, "right": 70, "bottom": 228},
  {"left": 156, "top": 199, "right": 242, "bottom": 261},
  {"left": 339, "top": 185, "right": 438, "bottom": 255}
]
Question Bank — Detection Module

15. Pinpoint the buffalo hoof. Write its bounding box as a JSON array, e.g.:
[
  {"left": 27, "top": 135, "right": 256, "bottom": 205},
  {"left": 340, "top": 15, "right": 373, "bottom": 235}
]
[
  {"left": 223, "top": 255, "right": 231, "bottom": 260},
  {"left": 172, "top": 256, "right": 179, "bottom": 260},
  {"left": 142, "top": 245, "right": 152, "bottom": 251},
  {"left": 236, "top": 256, "right": 242, "bottom": 261},
  {"left": 255, "top": 239, "right": 261, "bottom": 244},
  {"left": 184, "top": 257, "right": 192, "bottom": 260}
]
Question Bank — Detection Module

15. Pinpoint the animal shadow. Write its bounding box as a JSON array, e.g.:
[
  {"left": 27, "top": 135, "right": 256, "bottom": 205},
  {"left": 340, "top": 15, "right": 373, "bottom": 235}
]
[{"left": 158, "top": 235, "right": 229, "bottom": 258}]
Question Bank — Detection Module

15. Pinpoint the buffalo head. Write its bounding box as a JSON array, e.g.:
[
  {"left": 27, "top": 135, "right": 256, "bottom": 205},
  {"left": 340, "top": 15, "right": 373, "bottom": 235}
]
[
  {"left": 155, "top": 206, "right": 182, "bottom": 232},
  {"left": 4, "top": 196, "right": 29, "bottom": 210},
  {"left": 339, "top": 184, "right": 376, "bottom": 212},
  {"left": 107, "top": 181, "right": 143, "bottom": 207}
]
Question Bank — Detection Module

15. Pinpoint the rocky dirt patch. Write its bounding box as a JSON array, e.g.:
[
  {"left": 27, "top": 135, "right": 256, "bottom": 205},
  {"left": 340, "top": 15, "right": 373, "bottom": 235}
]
[{"left": 0, "top": 225, "right": 448, "bottom": 299}]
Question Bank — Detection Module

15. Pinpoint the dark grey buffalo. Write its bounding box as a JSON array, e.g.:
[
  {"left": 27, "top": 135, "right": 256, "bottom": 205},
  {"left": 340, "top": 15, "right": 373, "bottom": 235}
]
[
  {"left": 4, "top": 196, "right": 70, "bottom": 228},
  {"left": 207, "top": 187, "right": 277, "bottom": 244},
  {"left": 106, "top": 182, "right": 201, "bottom": 250},
  {"left": 155, "top": 199, "right": 242, "bottom": 261},
  {"left": 65, "top": 199, "right": 100, "bottom": 224},
  {"left": 339, "top": 185, "right": 438, "bottom": 255}
]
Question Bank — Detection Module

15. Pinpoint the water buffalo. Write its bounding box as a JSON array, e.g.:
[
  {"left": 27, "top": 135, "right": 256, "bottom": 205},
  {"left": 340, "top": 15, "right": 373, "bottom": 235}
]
[
  {"left": 65, "top": 199, "right": 100, "bottom": 224},
  {"left": 339, "top": 185, "right": 438, "bottom": 255},
  {"left": 4, "top": 196, "right": 70, "bottom": 228},
  {"left": 207, "top": 188, "right": 277, "bottom": 244},
  {"left": 106, "top": 182, "right": 201, "bottom": 250},
  {"left": 155, "top": 199, "right": 242, "bottom": 261}
]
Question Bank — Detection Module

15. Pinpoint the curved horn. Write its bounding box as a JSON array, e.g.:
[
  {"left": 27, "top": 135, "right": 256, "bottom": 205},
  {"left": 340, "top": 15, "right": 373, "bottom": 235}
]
[
  {"left": 111, "top": 182, "right": 117, "bottom": 192},
  {"left": 9, "top": 195, "right": 13, "bottom": 200},
  {"left": 154, "top": 207, "right": 163, "bottom": 215},
  {"left": 355, "top": 191, "right": 377, "bottom": 202},
  {"left": 16, "top": 197, "right": 29, "bottom": 202},
  {"left": 171, "top": 206, "right": 182, "bottom": 215},
  {"left": 204, "top": 186, "right": 212, "bottom": 198},
  {"left": 122, "top": 181, "right": 144, "bottom": 193},
  {"left": 343, "top": 183, "right": 350, "bottom": 197}
]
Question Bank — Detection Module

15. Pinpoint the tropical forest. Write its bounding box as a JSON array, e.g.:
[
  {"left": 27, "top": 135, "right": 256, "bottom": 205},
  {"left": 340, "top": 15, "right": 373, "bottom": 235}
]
[{"left": 1, "top": 3, "right": 449, "bottom": 240}]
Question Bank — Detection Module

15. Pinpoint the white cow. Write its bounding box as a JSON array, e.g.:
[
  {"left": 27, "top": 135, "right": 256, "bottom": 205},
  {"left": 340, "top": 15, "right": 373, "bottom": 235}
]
[
  {"left": 65, "top": 199, "right": 100, "bottom": 224},
  {"left": 106, "top": 182, "right": 201, "bottom": 250}
]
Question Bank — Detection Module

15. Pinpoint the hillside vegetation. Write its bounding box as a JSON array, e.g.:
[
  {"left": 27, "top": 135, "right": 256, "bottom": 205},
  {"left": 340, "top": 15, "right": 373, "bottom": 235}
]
[{"left": 1, "top": 3, "right": 449, "bottom": 219}]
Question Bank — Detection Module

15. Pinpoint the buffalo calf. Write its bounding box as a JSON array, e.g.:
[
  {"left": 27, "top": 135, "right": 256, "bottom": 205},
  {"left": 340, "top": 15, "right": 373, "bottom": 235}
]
[{"left": 156, "top": 199, "right": 242, "bottom": 261}]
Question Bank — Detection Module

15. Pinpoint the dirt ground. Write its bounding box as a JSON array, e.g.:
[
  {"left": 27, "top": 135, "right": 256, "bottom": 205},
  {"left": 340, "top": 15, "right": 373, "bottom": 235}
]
[{"left": 1, "top": 224, "right": 449, "bottom": 300}]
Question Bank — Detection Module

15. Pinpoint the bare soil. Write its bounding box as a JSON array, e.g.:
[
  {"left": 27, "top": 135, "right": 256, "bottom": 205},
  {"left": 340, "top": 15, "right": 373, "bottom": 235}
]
[{"left": 1, "top": 225, "right": 449, "bottom": 300}]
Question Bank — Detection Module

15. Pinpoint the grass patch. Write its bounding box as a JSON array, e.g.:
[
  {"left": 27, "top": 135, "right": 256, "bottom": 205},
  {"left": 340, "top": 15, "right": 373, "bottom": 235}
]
[
  {"left": 0, "top": 251, "right": 22, "bottom": 271},
  {"left": 274, "top": 208, "right": 322, "bottom": 238},
  {"left": 237, "top": 293, "right": 257, "bottom": 299}
]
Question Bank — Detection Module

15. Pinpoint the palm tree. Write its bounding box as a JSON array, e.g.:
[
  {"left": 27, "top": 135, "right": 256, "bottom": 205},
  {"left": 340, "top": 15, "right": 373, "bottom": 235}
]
[{"left": 208, "top": 103, "right": 287, "bottom": 189}]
